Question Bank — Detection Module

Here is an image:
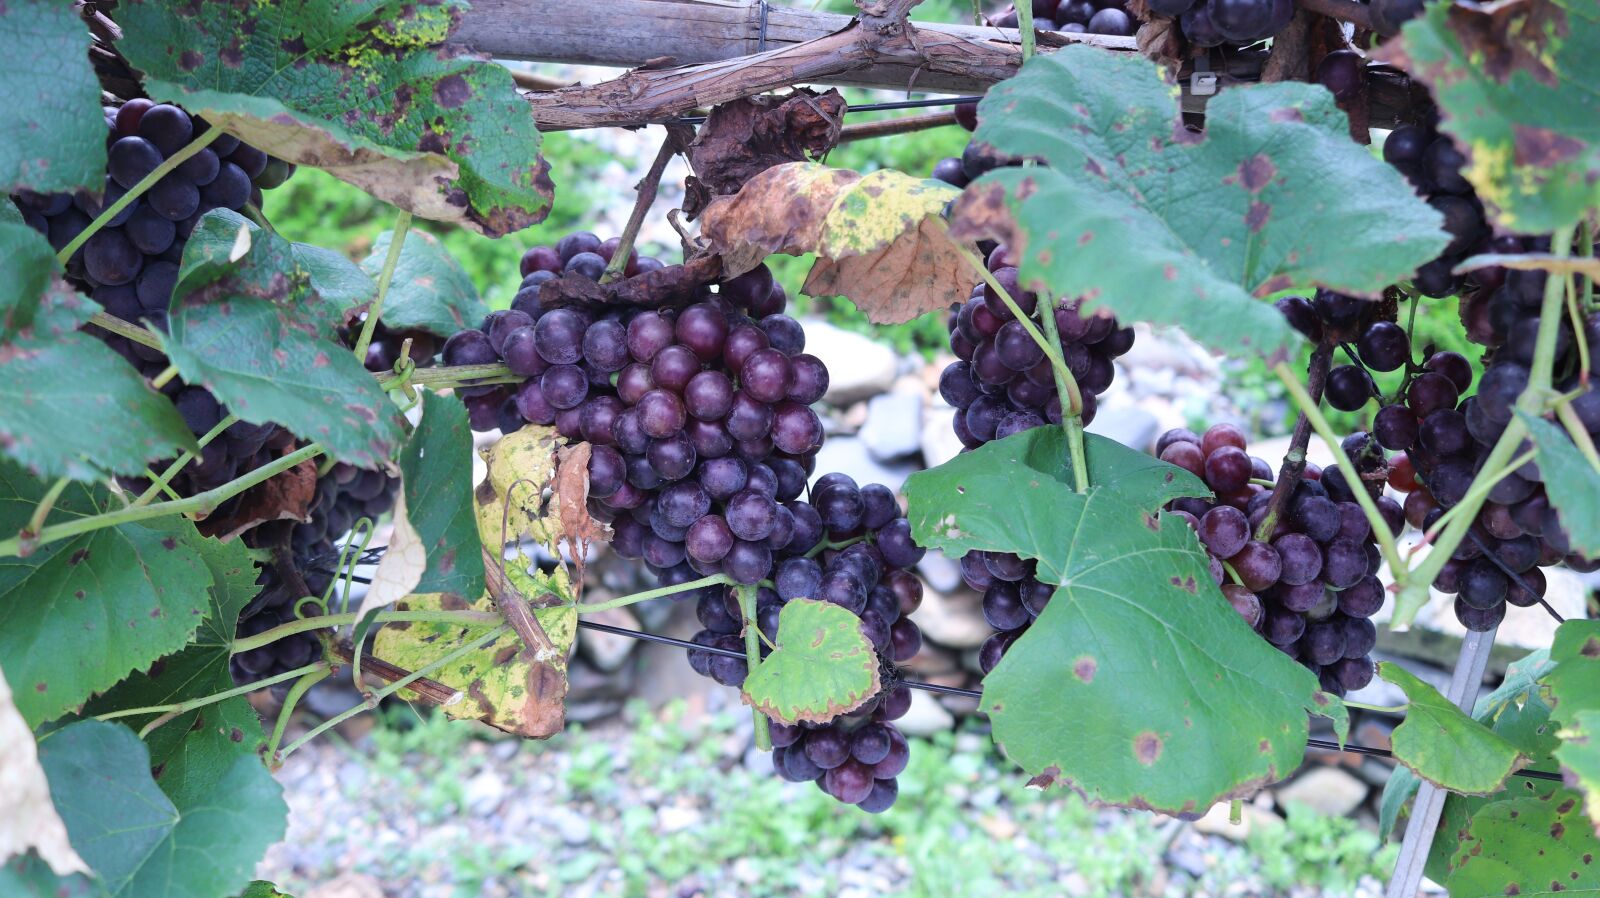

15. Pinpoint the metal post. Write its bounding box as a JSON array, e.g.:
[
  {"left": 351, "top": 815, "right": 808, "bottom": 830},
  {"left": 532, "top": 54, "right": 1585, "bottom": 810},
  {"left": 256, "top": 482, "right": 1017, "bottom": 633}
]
[{"left": 1385, "top": 627, "right": 1498, "bottom": 898}]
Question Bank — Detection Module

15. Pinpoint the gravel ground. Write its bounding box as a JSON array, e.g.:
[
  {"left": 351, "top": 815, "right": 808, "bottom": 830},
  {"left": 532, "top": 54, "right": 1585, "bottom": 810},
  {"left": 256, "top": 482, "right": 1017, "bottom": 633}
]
[{"left": 258, "top": 698, "right": 1400, "bottom": 898}]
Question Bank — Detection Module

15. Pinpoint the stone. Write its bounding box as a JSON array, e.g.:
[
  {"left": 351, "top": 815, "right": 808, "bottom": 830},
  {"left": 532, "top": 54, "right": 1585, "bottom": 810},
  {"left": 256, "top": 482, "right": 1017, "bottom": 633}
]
[
  {"left": 565, "top": 697, "right": 624, "bottom": 724},
  {"left": 576, "top": 605, "right": 640, "bottom": 672},
  {"left": 911, "top": 587, "right": 991, "bottom": 650},
  {"left": 301, "top": 679, "right": 365, "bottom": 719},
  {"left": 547, "top": 806, "right": 593, "bottom": 846},
  {"left": 858, "top": 391, "right": 924, "bottom": 461},
  {"left": 463, "top": 769, "right": 506, "bottom": 816},
  {"left": 1192, "top": 800, "right": 1281, "bottom": 841},
  {"left": 920, "top": 405, "right": 964, "bottom": 469},
  {"left": 1274, "top": 766, "right": 1369, "bottom": 817},
  {"left": 803, "top": 318, "right": 900, "bottom": 405},
  {"left": 916, "top": 549, "right": 964, "bottom": 593},
  {"left": 1084, "top": 404, "right": 1160, "bottom": 453},
  {"left": 808, "top": 436, "right": 920, "bottom": 493},
  {"left": 895, "top": 689, "right": 955, "bottom": 737}
]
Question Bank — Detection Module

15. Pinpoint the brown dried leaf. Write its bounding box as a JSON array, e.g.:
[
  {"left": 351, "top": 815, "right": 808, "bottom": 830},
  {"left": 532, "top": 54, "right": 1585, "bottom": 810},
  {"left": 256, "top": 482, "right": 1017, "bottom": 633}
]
[
  {"left": 0, "top": 665, "right": 90, "bottom": 876},
  {"left": 700, "top": 162, "right": 972, "bottom": 324},
  {"left": 354, "top": 491, "right": 426, "bottom": 624},
  {"left": 552, "top": 443, "right": 612, "bottom": 595},
  {"left": 682, "top": 89, "right": 846, "bottom": 220},
  {"left": 195, "top": 435, "right": 318, "bottom": 540},
  {"left": 536, "top": 255, "right": 723, "bottom": 312}
]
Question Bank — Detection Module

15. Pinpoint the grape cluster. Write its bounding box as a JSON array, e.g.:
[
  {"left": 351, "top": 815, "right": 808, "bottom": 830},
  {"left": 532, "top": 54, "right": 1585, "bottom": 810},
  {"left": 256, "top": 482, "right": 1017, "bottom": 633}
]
[
  {"left": 444, "top": 232, "right": 930, "bottom": 810},
  {"left": 1380, "top": 121, "right": 1492, "bottom": 299},
  {"left": 1160, "top": 425, "right": 1400, "bottom": 695},
  {"left": 12, "top": 99, "right": 407, "bottom": 683},
  {"left": 988, "top": 0, "right": 1137, "bottom": 36},
  {"left": 927, "top": 240, "right": 1133, "bottom": 671},
  {"left": 1327, "top": 251, "right": 1600, "bottom": 630}
]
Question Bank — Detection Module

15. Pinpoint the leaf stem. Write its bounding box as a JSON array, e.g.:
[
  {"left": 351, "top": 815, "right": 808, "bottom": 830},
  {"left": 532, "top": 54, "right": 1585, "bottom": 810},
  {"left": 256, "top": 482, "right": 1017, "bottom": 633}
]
[
  {"left": 375, "top": 361, "right": 517, "bottom": 390},
  {"left": 738, "top": 584, "right": 772, "bottom": 751},
  {"left": 231, "top": 608, "right": 503, "bottom": 654},
  {"left": 19, "top": 477, "right": 71, "bottom": 552},
  {"left": 1256, "top": 341, "right": 1333, "bottom": 542},
  {"left": 87, "top": 311, "right": 164, "bottom": 351},
  {"left": 1271, "top": 362, "right": 1406, "bottom": 579},
  {"left": 91, "top": 661, "right": 329, "bottom": 726},
  {"left": 57, "top": 125, "right": 223, "bottom": 264},
  {"left": 1555, "top": 401, "right": 1600, "bottom": 475},
  {"left": 574, "top": 574, "right": 733, "bottom": 613},
  {"left": 1035, "top": 294, "right": 1090, "bottom": 494},
  {"left": 0, "top": 443, "right": 325, "bottom": 558},
  {"left": 1342, "top": 700, "right": 1406, "bottom": 715},
  {"left": 149, "top": 365, "right": 179, "bottom": 390},
  {"left": 354, "top": 211, "right": 412, "bottom": 365},
  {"left": 277, "top": 624, "right": 507, "bottom": 761},
  {"left": 134, "top": 414, "right": 240, "bottom": 507},
  {"left": 1015, "top": 0, "right": 1036, "bottom": 60},
  {"left": 267, "top": 663, "right": 332, "bottom": 765},
  {"left": 1417, "top": 450, "right": 1538, "bottom": 547}
]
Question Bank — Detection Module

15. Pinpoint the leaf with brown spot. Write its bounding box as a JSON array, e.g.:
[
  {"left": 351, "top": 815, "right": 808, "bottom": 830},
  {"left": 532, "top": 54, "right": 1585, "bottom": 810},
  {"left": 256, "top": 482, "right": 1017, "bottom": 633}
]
[
  {"left": 740, "top": 599, "right": 881, "bottom": 725},
  {"left": 372, "top": 569, "right": 576, "bottom": 739},
  {"left": 0, "top": 0, "right": 106, "bottom": 196},
  {"left": 475, "top": 424, "right": 563, "bottom": 551},
  {"left": 682, "top": 90, "right": 845, "bottom": 220},
  {"left": 166, "top": 210, "right": 403, "bottom": 469},
  {"left": 115, "top": 0, "right": 551, "bottom": 236},
  {"left": 904, "top": 427, "right": 1345, "bottom": 814},
  {"left": 700, "top": 162, "right": 972, "bottom": 324},
  {"left": 1377, "top": 0, "right": 1600, "bottom": 232},
  {"left": 0, "top": 471, "right": 214, "bottom": 727},
  {"left": 951, "top": 47, "right": 1447, "bottom": 361},
  {"left": 1546, "top": 621, "right": 1600, "bottom": 835},
  {"left": 1447, "top": 794, "right": 1600, "bottom": 898}
]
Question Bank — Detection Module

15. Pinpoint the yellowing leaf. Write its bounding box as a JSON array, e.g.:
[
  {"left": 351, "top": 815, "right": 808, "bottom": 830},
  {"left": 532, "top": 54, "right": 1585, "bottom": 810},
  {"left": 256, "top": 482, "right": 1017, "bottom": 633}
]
[
  {"left": 475, "top": 425, "right": 562, "bottom": 550},
  {"left": 700, "top": 162, "right": 972, "bottom": 324}
]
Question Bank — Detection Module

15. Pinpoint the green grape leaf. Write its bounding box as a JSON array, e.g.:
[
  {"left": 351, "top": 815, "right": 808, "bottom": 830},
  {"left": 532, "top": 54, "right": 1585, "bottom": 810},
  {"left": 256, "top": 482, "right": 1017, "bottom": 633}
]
[
  {"left": 359, "top": 229, "right": 487, "bottom": 338},
  {"left": 292, "top": 243, "right": 375, "bottom": 313},
  {"left": 1546, "top": 620, "right": 1600, "bottom": 724},
  {"left": 1384, "top": 0, "right": 1600, "bottom": 233},
  {"left": 1555, "top": 710, "right": 1600, "bottom": 840},
  {"left": 1516, "top": 411, "right": 1600, "bottom": 558},
  {"left": 1379, "top": 662, "right": 1529, "bottom": 795},
  {"left": 0, "top": 466, "right": 213, "bottom": 727},
  {"left": 741, "top": 599, "right": 881, "bottom": 724},
  {"left": 400, "top": 393, "right": 484, "bottom": 599},
  {"left": 82, "top": 525, "right": 269, "bottom": 790},
  {"left": 372, "top": 567, "right": 575, "bottom": 739},
  {"left": 699, "top": 162, "right": 973, "bottom": 324},
  {"left": 166, "top": 210, "right": 402, "bottom": 468},
  {"left": 115, "top": 0, "right": 552, "bottom": 237},
  {"left": 950, "top": 47, "right": 1448, "bottom": 362},
  {"left": 1378, "top": 649, "right": 1560, "bottom": 879},
  {"left": 0, "top": 853, "right": 96, "bottom": 898},
  {"left": 903, "top": 428, "right": 1344, "bottom": 814},
  {"left": 1445, "top": 794, "right": 1600, "bottom": 898},
  {"left": 37, "top": 720, "right": 286, "bottom": 898},
  {"left": 0, "top": 223, "right": 197, "bottom": 480},
  {"left": 0, "top": 0, "right": 107, "bottom": 195}
]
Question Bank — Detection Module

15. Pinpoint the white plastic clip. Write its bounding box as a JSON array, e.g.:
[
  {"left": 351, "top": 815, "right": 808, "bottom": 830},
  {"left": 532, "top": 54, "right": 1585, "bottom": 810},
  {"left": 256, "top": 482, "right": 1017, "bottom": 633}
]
[{"left": 1192, "top": 56, "right": 1218, "bottom": 97}]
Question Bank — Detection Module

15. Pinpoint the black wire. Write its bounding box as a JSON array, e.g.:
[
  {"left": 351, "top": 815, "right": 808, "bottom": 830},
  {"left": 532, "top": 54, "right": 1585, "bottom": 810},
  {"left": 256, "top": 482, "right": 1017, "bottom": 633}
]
[{"left": 675, "top": 94, "right": 983, "bottom": 125}]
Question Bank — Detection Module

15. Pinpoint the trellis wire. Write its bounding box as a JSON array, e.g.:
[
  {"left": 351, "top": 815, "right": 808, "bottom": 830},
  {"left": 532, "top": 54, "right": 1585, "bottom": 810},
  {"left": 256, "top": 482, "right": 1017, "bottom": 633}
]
[{"left": 328, "top": 550, "right": 1559, "bottom": 787}]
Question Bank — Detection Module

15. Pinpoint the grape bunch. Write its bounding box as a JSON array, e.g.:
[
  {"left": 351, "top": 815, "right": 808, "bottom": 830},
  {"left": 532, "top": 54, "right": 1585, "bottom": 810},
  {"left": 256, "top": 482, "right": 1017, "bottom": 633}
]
[
  {"left": 443, "top": 231, "right": 930, "bottom": 810},
  {"left": 927, "top": 240, "right": 1133, "bottom": 672},
  {"left": 1331, "top": 251, "right": 1600, "bottom": 630},
  {"left": 988, "top": 0, "right": 1137, "bottom": 36},
  {"left": 1379, "top": 121, "right": 1491, "bottom": 299},
  {"left": 231, "top": 465, "right": 400, "bottom": 681},
  {"left": 1158, "top": 425, "right": 1401, "bottom": 695}
]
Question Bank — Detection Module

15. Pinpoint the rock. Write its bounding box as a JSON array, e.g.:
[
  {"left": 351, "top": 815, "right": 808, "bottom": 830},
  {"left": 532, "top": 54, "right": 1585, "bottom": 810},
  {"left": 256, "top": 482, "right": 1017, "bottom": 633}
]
[
  {"left": 565, "top": 657, "right": 627, "bottom": 702},
  {"left": 920, "top": 405, "right": 963, "bottom": 469},
  {"left": 301, "top": 679, "right": 365, "bottom": 720},
  {"left": 576, "top": 605, "right": 640, "bottom": 672},
  {"left": 803, "top": 318, "right": 899, "bottom": 405},
  {"left": 1084, "top": 405, "right": 1160, "bottom": 453},
  {"left": 910, "top": 587, "right": 991, "bottom": 650},
  {"left": 1274, "top": 766, "right": 1369, "bottom": 817},
  {"left": 547, "top": 806, "right": 592, "bottom": 846},
  {"left": 463, "top": 769, "right": 506, "bottom": 816},
  {"left": 656, "top": 803, "right": 702, "bottom": 833},
  {"left": 566, "top": 697, "right": 624, "bottom": 724},
  {"left": 900, "top": 642, "right": 961, "bottom": 677},
  {"left": 1192, "top": 800, "right": 1281, "bottom": 841},
  {"left": 858, "top": 391, "right": 924, "bottom": 461},
  {"left": 895, "top": 689, "right": 955, "bottom": 737},
  {"left": 809, "top": 436, "right": 920, "bottom": 493},
  {"left": 916, "top": 549, "right": 963, "bottom": 594}
]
